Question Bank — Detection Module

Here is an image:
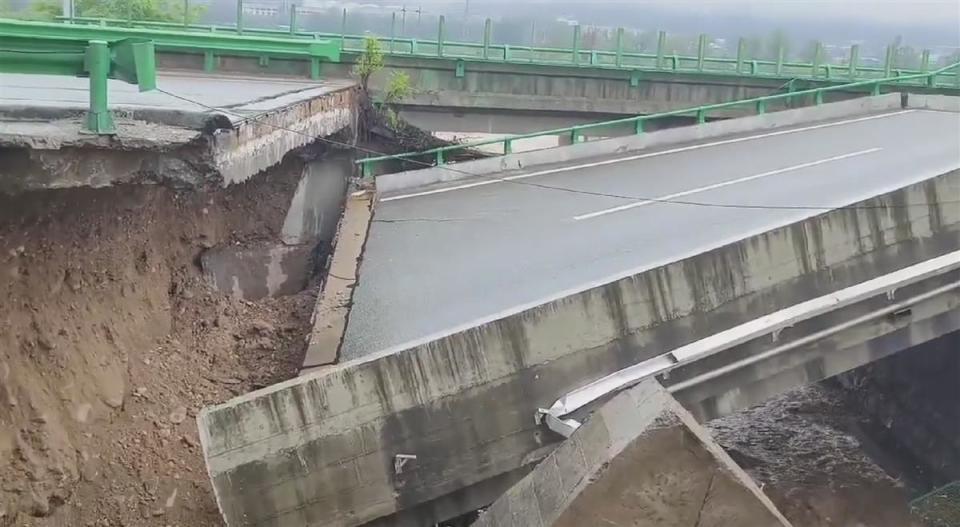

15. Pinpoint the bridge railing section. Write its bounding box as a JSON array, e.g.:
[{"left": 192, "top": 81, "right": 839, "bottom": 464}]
[
  {"left": 355, "top": 61, "right": 960, "bottom": 178},
  {"left": 0, "top": 18, "right": 340, "bottom": 80},
  {"left": 54, "top": 11, "right": 959, "bottom": 88},
  {"left": 0, "top": 21, "right": 158, "bottom": 134}
]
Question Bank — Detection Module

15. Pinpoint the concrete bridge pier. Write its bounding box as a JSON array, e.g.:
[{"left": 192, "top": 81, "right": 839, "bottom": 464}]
[{"left": 474, "top": 378, "right": 791, "bottom": 527}]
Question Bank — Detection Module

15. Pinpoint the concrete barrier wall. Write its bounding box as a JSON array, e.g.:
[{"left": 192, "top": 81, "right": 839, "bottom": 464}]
[
  {"left": 376, "top": 93, "right": 903, "bottom": 194},
  {"left": 474, "top": 379, "right": 790, "bottom": 527},
  {"left": 198, "top": 170, "right": 959, "bottom": 527},
  {"left": 907, "top": 94, "right": 960, "bottom": 112}
]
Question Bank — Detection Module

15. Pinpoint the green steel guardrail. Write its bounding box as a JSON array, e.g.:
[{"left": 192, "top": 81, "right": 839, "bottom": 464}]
[
  {"left": 355, "top": 61, "right": 960, "bottom": 177},
  {"left": 0, "top": 29, "right": 156, "bottom": 134},
  {"left": 0, "top": 18, "right": 339, "bottom": 79},
  {"left": 56, "top": 13, "right": 959, "bottom": 88}
]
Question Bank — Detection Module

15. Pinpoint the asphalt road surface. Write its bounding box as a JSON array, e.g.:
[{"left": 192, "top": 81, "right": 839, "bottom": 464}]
[{"left": 342, "top": 109, "right": 960, "bottom": 360}]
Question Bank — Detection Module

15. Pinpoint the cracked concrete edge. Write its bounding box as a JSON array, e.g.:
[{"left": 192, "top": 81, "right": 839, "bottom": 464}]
[{"left": 299, "top": 188, "right": 374, "bottom": 374}]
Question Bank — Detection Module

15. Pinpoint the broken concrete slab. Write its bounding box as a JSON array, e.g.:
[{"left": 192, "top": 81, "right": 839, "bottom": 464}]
[
  {"left": 0, "top": 73, "right": 358, "bottom": 194},
  {"left": 474, "top": 378, "right": 791, "bottom": 527},
  {"left": 196, "top": 171, "right": 958, "bottom": 527}
]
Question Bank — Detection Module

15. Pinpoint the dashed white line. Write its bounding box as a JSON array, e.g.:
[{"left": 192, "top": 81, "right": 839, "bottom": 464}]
[
  {"left": 380, "top": 110, "right": 914, "bottom": 202},
  {"left": 572, "top": 147, "right": 883, "bottom": 221}
]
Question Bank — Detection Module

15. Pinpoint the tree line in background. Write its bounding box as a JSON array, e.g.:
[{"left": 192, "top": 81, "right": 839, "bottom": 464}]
[
  {"left": 2, "top": 0, "right": 204, "bottom": 23},
  {"left": 3, "top": 0, "right": 957, "bottom": 68}
]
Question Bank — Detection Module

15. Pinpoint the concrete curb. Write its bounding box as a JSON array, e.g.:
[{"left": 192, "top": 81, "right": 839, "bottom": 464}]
[
  {"left": 300, "top": 189, "right": 374, "bottom": 374},
  {"left": 375, "top": 93, "right": 904, "bottom": 195}
]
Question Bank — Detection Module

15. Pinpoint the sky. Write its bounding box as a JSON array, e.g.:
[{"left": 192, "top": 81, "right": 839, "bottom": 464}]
[
  {"left": 405, "top": 0, "right": 960, "bottom": 26},
  {"left": 395, "top": 0, "right": 960, "bottom": 47}
]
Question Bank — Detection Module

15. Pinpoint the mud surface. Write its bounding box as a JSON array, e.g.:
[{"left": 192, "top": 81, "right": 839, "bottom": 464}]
[
  {"left": 0, "top": 161, "right": 318, "bottom": 526},
  {"left": 711, "top": 384, "right": 922, "bottom": 527}
]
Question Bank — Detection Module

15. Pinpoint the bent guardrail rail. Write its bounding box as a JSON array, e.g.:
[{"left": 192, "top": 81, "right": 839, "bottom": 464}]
[{"left": 356, "top": 61, "right": 960, "bottom": 178}]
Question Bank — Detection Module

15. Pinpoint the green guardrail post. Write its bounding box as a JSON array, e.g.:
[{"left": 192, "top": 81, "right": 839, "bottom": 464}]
[
  {"left": 756, "top": 99, "right": 767, "bottom": 114},
  {"left": 615, "top": 27, "right": 624, "bottom": 67},
  {"left": 289, "top": 4, "right": 297, "bottom": 35},
  {"left": 630, "top": 70, "right": 641, "bottom": 87},
  {"left": 503, "top": 139, "right": 513, "bottom": 154},
  {"left": 921, "top": 49, "right": 930, "bottom": 73},
  {"left": 361, "top": 160, "right": 373, "bottom": 179},
  {"left": 814, "top": 90, "right": 824, "bottom": 105},
  {"left": 884, "top": 44, "right": 894, "bottom": 77},
  {"left": 656, "top": 30, "right": 666, "bottom": 69},
  {"left": 696, "top": 33, "right": 707, "bottom": 71},
  {"left": 310, "top": 57, "right": 321, "bottom": 79},
  {"left": 812, "top": 41, "right": 822, "bottom": 78},
  {"left": 236, "top": 0, "right": 243, "bottom": 35},
  {"left": 848, "top": 44, "right": 859, "bottom": 80},
  {"left": 203, "top": 51, "right": 216, "bottom": 72},
  {"left": 503, "top": 44, "right": 511, "bottom": 61},
  {"left": 736, "top": 37, "right": 745, "bottom": 73},
  {"left": 438, "top": 15, "right": 445, "bottom": 57},
  {"left": 569, "top": 128, "right": 581, "bottom": 144},
  {"left": 483, "top": 18, "right": 491, "bottom": 60},
  {"left": 390, "top": 12, "right": 396, "bottom": 53},
  {"left": 410, "top": 38, "right": 418, "bottom": 54},
  {"left": 634, "top": 119, "right": 644, "bottom": 134},
  {"left": 572, "top": 24, "right": 581, "bottom": 65},
  {"left": 696, "top": 108, "right": 707, "bottom": 124},
  {"left": 776, "top": 44, "right": 784, "bottom": 75},
  {"left": 871, "top": 82, "right": 881, "bottom": 96},
  {"left": 84, "top": 40, "right": 115, "bottom": 135},
  {"left": 436, "top": 150, "right": 445, "bottom": 165}
]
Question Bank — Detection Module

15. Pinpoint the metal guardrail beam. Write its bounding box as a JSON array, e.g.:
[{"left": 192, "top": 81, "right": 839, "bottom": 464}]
[
  {"left": 538, "top": 249, "right": 960, "bottom": 438},
  {"left": 2, "top": 18, "right": 339, "bottom": 76},
  {"left": 356, "top": 61, "right": 960, "bottom": 175},
  {"left": 0, "top": 29, "right": 156, "bottom": 134},
  {"left": 56, "top": 14, "right": 959, "bottom": 88}
]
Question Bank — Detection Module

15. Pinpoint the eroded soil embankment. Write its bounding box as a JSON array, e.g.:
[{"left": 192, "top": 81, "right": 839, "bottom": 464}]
[{"left": 0, "top": 160, "right": 318, "bottom": 526}]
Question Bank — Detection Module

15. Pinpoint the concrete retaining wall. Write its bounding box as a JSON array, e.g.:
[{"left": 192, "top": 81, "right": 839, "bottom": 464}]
[
  {"left": 376, "top": 93, "right": 903, "bottom": 194},
  {"left": 198, "top": 168, "right": 959, "bottom": 526},
  {"left": 474, "top": 379, "right": 790, "bottom": 527}
]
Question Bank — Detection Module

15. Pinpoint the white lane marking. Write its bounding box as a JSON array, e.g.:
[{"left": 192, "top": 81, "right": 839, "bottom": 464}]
[
  {"left": 572, "top": 147, "right": 883, "bottom": 221},
  {"left": 381, "top": 110, "right": 914, "bottom": 202}
]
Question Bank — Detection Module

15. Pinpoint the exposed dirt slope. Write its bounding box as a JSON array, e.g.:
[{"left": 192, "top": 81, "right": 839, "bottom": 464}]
[{"left": 0, "top": 161, "right": 316, "bottom": 526}]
